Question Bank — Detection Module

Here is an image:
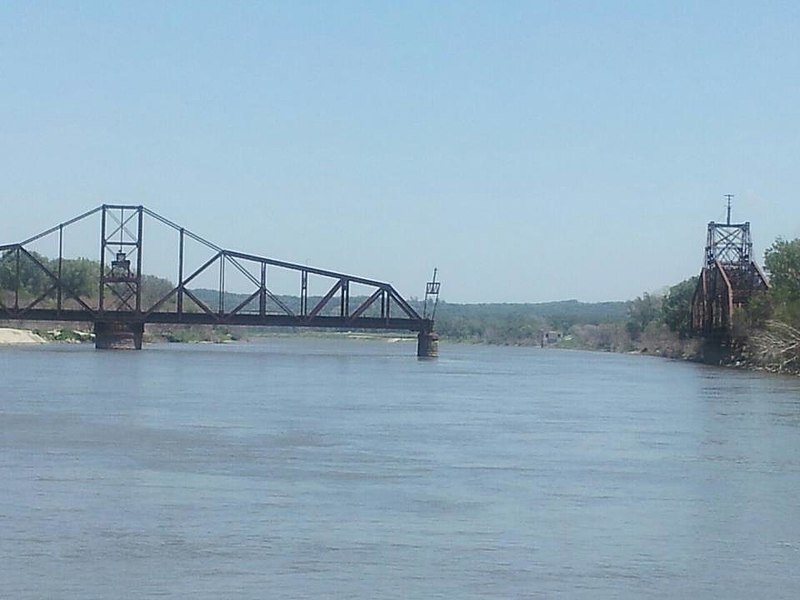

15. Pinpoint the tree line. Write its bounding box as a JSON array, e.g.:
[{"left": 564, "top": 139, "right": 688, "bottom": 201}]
[{"left": 0, "top": 250, "right": 174, "bottom": 308}]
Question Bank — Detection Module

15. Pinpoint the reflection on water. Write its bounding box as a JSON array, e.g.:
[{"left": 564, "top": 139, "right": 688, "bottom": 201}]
[{"left": 2, "top": 339, "right": 800, "bottom": 599}]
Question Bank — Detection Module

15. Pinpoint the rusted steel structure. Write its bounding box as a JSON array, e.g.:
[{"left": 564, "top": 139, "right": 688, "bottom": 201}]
[
  {"left": 690, "top": 205, "right": 769, "bottom": 336},
  {"left": 0, "top": 205, "right": 437, "bottom": 356}
]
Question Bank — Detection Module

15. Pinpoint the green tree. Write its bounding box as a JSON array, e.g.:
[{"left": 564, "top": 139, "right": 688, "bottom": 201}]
[
  {"left": 0, "top": 249, "right": 52, "bottom": 297},
  {"left": 662, "top": 276, "right": 698, "bottom": 338},
  {"left": 141, "top": 274, "right": 176, "bottom": 308},
  {"left": 626, "top": 292, "right": 662, "bottom": 340},
  {"left": 764, "top": 238, "right": 800, "bottom": 326},
  {"left": 764, "top": 238, "right": 800, "bottom": 302},
  {"left": 61, "top": 258, "right": 100, "bottom": 299}
]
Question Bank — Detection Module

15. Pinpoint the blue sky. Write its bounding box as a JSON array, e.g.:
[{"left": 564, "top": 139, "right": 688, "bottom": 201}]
[{"left": 2, "top": 1, "right": 799, "bottom": 302}]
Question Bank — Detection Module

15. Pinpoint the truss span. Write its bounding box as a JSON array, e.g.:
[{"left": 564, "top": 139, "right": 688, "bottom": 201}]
[{"left": 0, "top": 205, "right": 438, "bottom": 355}]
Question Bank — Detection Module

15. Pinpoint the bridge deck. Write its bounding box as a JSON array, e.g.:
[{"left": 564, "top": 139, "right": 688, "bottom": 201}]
[{"left": 0, "top": 308, "right": 430, "bottom": 332}]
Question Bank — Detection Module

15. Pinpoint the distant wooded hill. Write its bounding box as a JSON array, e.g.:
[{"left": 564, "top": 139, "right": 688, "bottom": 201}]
[
  {"left": 190, "top": 288, "right": 628, "bottom": 344},
  {"left": 431, "top": 299, "right": 627, "bottom": 344},
  {"left": 434, "top": 299, "right": 627, "bottom": 324}
]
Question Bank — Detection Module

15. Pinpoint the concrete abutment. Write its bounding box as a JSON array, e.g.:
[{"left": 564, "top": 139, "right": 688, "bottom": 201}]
[
  {"left": 417, "top": 331, "right": 439, "bottom": 358},
  {"left": 94, "top": 321, "right": 144, "bottom": 350}
]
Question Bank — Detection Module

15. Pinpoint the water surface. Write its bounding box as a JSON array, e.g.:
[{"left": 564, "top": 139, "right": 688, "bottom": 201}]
[{"left": 2, "top": 339, "right": 800, "bottom": 598}]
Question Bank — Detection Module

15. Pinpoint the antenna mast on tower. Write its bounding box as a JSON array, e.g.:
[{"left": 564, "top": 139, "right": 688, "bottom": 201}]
[{"left": 725, "top": 194, "right": 734, "bottom": 225}]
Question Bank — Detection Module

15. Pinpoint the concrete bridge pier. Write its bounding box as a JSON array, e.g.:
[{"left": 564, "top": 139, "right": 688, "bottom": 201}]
[
  {"left": 94, "top": 321, "right": 144, "bottom": 350},
  {"left": 417, "top": 331, "right": 439, "bottom": 358}
]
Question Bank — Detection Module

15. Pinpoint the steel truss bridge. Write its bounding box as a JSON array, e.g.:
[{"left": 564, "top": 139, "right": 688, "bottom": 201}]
[
  {"left": 0, "top": 205, "right": 439, "bottom": 356},
  {"left": 690, "top": 205, "right": 769, "bottom": 338}
]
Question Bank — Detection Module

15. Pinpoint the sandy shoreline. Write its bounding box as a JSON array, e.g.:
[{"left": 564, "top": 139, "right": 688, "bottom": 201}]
[{"left": 0, "top": 328, "right": 47, "bottom": 344}]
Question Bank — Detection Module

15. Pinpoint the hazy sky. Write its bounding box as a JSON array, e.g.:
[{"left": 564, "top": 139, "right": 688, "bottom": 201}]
[{"left": 2, "top": 1, "right": 799, "bottom": 303}]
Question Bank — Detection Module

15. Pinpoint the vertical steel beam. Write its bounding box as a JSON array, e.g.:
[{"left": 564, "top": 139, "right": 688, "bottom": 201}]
[
  {"left": 57, "top": 224, "right": 63, "bottom": 315},
  {"left": 99, "top": 205, "right": 106, "bottom": 312},
  {"left": 301, "top": 271, "right": 308, "bottom": 317},
  {"left": 260, "top": 262, "right": 267, "bottom": 317},
  {"left": 218, "top": 253, "right": 225, "bottom": 315},
  {"left": 178, "top": 228, "right": 184, "bottom": 318},
  {"left": 340, "top": 279, "right": 350, "bottom": 318},
  {"left": 135, "top": 206, "right": 143, "bottom": 313},
  {"left": 14, "top": 247, "right": 20, "bottom": 312}
]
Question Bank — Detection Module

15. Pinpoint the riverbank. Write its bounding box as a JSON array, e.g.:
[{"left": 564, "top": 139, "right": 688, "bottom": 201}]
[
  {"left": 0, "top": 327, "right": 47, "bottom": 344},
  {"left": 0, "top": 323, "right": 417, "bottom": 347}
]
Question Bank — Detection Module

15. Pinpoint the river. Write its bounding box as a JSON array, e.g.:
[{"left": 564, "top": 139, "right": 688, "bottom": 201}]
[{"left": 2, "top": 338, "right": 800, "bottom": 599}]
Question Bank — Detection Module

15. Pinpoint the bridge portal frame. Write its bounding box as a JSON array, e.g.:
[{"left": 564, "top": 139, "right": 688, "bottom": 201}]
[{"left": 690, "top": 218, "right": 769, "bottom": 337}]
